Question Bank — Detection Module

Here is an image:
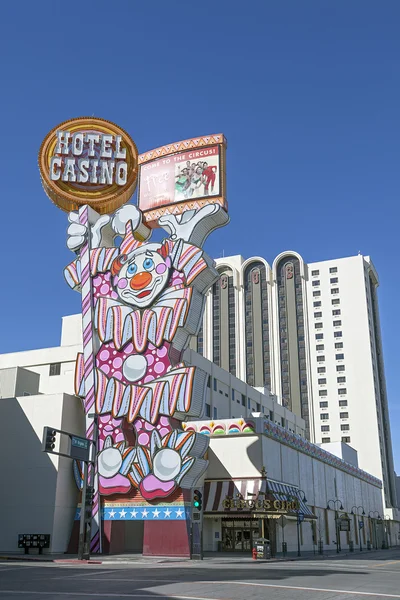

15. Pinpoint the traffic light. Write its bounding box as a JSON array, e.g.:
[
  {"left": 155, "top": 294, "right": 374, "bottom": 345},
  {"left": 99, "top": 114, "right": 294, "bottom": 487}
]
[
  {"left": 43, "top": 427, "right": 57, "bottom": 453},
  {"left": 86, "top": 486, "right": 94, "bottom": 505},
  {"left": 84, "top": 486, "right": 95, "bottom": 522},
  {"left": 193, "top": 489, "right": 203, "bottom": 511}
]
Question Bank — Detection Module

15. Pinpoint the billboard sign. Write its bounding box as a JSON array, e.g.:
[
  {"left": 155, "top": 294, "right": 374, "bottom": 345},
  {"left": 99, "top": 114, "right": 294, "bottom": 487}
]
[
  {"left": 138, "top": 133, "right": 227, "bottom": 228},
  {"left": 39, "top": 117, "right": 139, "bottom": 214}
]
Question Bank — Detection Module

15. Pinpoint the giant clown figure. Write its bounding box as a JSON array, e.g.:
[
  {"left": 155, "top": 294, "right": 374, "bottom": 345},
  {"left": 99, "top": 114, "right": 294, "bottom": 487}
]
[{"left": 65, "top": 203, "right": 228, "bottom": 502}]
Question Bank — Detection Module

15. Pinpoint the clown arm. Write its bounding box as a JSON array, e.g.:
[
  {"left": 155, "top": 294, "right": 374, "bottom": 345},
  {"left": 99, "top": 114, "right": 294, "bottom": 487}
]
[{"left": 158, "top": 203, "right": 229, "bottom": 249}]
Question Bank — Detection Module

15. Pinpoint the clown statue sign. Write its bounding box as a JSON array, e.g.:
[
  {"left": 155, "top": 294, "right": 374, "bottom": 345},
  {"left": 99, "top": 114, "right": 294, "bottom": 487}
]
[
  {"left": 40, "top": 120, "right": 229, "bottom": 555},
  {"left": 65, "top": 202, "right": 228, "bottom": 553}
]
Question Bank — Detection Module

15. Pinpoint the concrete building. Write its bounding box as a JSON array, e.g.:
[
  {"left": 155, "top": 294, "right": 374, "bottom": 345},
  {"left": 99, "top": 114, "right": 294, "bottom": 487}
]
[
  {"left": 195, "top": 253, "right": 398, "bottom": 515},
  {"left": 1, "top": 313, "right": 395, "bottom": 555}
]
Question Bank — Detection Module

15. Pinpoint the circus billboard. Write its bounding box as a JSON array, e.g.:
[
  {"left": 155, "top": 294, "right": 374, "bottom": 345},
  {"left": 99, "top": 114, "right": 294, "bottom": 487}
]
[{"left": 137, "top": 134, "right": 227, "bottom": 228}]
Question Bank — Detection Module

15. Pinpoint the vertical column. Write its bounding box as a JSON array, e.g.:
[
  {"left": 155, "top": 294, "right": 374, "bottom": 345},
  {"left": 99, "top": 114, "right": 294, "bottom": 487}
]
[{"left": 78, "top": 205, "right": 101, "bottom": 554}]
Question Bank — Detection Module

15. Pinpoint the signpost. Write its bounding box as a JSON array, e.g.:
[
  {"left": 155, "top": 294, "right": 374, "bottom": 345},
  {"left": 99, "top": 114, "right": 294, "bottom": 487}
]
[
  {"left": 297, "top": 512, "right": 304, "bottom": 556},
  {"left": 42, "top": 426, "right": 94, "bottom": 559}
]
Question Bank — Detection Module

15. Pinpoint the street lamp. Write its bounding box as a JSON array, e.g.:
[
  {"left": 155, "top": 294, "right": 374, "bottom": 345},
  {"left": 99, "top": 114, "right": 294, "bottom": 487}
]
[
  {"left": 327, "top": 499, "right": 344, "bottom": 553},
  {"left": 369, "top": 511, "right": 382, "bottom": 550},
  {"left": 296, "top": 490, "right": 307, "bottom": 557},
  {"left": 351, "top": 505, "right": 366, "bottom": 552}
]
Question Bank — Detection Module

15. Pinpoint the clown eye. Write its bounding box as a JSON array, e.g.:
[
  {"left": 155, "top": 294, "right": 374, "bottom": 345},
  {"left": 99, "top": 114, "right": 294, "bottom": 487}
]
[
  {"left": 127, "top": 263, "right": 137, "bottom": 276},
  {"left": 143, "top": 258, "right": 155, "bottom": 271}
]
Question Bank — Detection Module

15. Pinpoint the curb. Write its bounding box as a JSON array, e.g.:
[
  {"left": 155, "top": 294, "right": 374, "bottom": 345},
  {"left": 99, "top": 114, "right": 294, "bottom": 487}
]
[{"left": 0, "top": 555, "right": 102, "bottom": 564}]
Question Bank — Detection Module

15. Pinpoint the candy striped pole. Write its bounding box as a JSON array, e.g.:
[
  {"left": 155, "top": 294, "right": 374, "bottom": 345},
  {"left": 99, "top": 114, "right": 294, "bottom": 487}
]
[{"left": 78, "top": 205, "right": 101, "bottom": 554}]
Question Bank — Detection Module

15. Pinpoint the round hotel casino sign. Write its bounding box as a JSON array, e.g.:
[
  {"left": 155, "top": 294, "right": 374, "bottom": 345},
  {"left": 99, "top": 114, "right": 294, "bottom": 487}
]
[{"left": 39, "top": 117, "right": 139, "bottom": 214}]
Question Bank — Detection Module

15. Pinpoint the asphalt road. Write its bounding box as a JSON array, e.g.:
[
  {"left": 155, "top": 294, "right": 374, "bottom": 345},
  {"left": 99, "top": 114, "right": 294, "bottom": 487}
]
[{"left": 1, "top": 549, "right": 400, "bottom": 599}]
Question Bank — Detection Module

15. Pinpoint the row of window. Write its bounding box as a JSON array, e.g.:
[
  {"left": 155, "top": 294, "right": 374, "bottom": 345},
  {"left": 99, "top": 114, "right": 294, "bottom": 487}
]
[
  {"left": 319, "top": 388, "right": 347, "bottom": 396},
  {"left": 318, "top": 376, "right": 346, "bottom": 384},
  {"left": 313, "top": 295, "right": 341, "bottom": 306},
  {"left": 316, "top": 353, "right": 345, "bottom": 362},
  {"left": 312, "top": 267, "right": 338, "bottom": 276},
  {"left": 314, "top": 310, "right": 341, "bottom": 319},
  {"left": 315, "top": 319, "right": 341, "bottom": 327},
  {"left": 312, "top": 277, "right": 338, "bottom": 286},
  {"left": 322, "top": 436, "right": 351, "bottom": 443},
  {"left": 320, "top": 417, "right": 350, "bottom": 430},
  {"left": 320, "top": 405, "right": 348, "bottom": 418}
]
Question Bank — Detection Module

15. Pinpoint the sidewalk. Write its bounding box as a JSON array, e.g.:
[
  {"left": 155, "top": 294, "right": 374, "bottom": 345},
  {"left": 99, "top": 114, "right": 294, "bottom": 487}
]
[{"left": 1, "top": 547, "right": 398, "bottom": 565}]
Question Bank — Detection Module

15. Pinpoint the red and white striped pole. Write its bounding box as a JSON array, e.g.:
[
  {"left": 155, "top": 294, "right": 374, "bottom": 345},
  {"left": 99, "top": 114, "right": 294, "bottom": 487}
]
[{"left": 78, "top": 205, "right": 101, "bottom": 554}]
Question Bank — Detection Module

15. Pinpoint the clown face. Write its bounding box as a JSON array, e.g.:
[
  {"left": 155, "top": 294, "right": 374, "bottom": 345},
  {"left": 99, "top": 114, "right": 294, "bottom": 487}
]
[{"left": 112, "top": 245, "right": 171, "bottom": 308}]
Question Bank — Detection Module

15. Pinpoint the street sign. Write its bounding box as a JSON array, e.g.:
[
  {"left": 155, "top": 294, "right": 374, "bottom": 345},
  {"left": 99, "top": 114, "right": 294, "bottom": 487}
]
[
  {"left": 359, "top": 521, "right": 364, "bottom": 529},
  {"left": 70, "top": 435, "right": 91, "bottom": 462},
  {"left": 42, "top": 426, "right": 93, "bottom": 463},
  {"left": 338, "top": 518, "right": 350, "bottom": 531}
]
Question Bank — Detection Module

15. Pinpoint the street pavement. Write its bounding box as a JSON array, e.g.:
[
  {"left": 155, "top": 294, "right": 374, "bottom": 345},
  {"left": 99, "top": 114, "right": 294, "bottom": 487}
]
[{"left": 1, "top": 548, "right": 400, "bottom": 599}]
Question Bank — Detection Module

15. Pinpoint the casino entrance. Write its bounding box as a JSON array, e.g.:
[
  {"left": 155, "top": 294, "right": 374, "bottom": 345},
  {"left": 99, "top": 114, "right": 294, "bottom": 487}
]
[{"left": 221, "top": 518, "right": 276, "bottom": 554}]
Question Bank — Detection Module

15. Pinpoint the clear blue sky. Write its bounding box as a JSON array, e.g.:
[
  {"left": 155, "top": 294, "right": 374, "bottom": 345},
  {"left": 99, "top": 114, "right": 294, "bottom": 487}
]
[{"left": 1, "top": 2, "right": 399, "bottom": 469}]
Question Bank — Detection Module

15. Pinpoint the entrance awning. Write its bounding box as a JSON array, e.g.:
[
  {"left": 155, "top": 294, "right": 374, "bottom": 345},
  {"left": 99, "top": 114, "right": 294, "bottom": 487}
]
[{"left": 204, "top": 478, "right": 315, "bottom": 518}]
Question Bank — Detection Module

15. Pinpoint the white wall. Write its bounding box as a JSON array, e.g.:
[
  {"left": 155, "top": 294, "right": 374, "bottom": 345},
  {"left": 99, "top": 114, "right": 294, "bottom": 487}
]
[
  {"left": 205, "top": 431, "right": 384, "bottom": 552},
  {"left": 0, "top": 393, "right": 83, "bottom": 553}
]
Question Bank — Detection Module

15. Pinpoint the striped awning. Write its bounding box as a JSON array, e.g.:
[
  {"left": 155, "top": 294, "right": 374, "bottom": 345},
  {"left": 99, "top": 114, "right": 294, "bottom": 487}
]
[
  {"left": 204, "top": 478, "right": 315, "bottom": 518},
  {"left": 267, "top": 479, "right": 314, "bottom": 517}
]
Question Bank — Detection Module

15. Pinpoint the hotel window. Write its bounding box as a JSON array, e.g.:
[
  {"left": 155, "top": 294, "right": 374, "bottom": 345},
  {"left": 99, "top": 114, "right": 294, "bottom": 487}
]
[
  {"left": 341, "top": 424, "right": 350, "bottom": 431},
  {"left": 231, "top": 389, "right": 235, "bottom": 401},
  {"left": 256, "top": 403, "right": 261, "bottom": 412},
  {"left": 330, "top": 267, "right": 338, "bottom": 273},
  {"left": 314, "top": 312, "right": 322, "bottom": 318},
  {"left": 241, "top": 394, "right": 246, "bottom": 406},
  {"left": 316, "top": 344, "right": 324, "bottom": 351},
  {"left": 336, "top": 365, "right": 345, "bottom": 372},
  {"left": 318, "top": 378, "right": 327, "bottom": 385},
  {"left": 317, "top": 366, "right": 326, "bottom": 373},
  {"left": 338, "top": 388, "right": 347, "bottom": 395},
  {"left": 205, "top": 403, "right": 211, "bottom": 418},
  {"left": 333, "top": 320, "right": 341, "bottom": 327},
  {"left": 319, "top": 390, "right": 327, "bottom": 397},
  {"left": 269, "top": 410, "right": 274, "bottom": 421},
  {"left": 336, "top": 353, "right": 344, "bottom": 360},
  {"left": 213, "top": 407, "right": 217, "bottom": 419},
  {"left": 213, "top": 378, "right": 217, "bottom": 391},
  {"left": 319, "top": 401, "right": 328, "bottom": 408},
  {"left": 331, "top": 288, "right": 339, "bottom": 294},
  {"left": 248, "top": 398, "right": 251, "bottom": 409},
  {"left": 312, "top": 270, "right": 319, "bottom": 276},
  {"left": 313, "top": 291, "right": 321, "bottom": 297},
  {"left": 312, "top": 280, "right": 320, "bottom": 287},
  {"left": 340, "top": 412, "right": 349, "bottom": 419},
  {"left": 330, "top": 277, "right": 338, "bottom": 284},
  {"left": 337, "top": 376, "right": 346, "bottom": 383},
  {"left": 335, "top": 342, "right": 343, "bottom": 349},
  {"left": 321, "top": 413, "right": 329, "bottom": 420},
  {"left": 342, "top": 436, "right": 351, "bottom": 443},
  {"left": 315, "top": 334, "right": 324, "bottom": 342},
  {"left": 332, "top": 309, "right": 341, "bottom": 316},
  {"left": 49, "top": 363, "right": 61, "bottom": 376},
  {"left": 317, "top": 355, "right": 325, "bottom": 362},
  {"left": 332, "top": 299, "right": 340, "bottom": 305},
  {"left": 339, "top": 400, "right": 348, "bottom": 407},
  {"left": 321, "top": 425, "right": 330, "bottom": 432},
  {"left": 315, "top": 322, "right": 323, "bottom": 329},
  {"left": 207, "top": 376, "right": 211, "bottom": 388},
  {"left": 334, "top": 332, "right": 342, "bottom": 338},
  {"left": 314, "top": 301, "right": 322, "bottom": 307},
  {"left": 322, "top": 437, "right": 331, "bottom": 443}
]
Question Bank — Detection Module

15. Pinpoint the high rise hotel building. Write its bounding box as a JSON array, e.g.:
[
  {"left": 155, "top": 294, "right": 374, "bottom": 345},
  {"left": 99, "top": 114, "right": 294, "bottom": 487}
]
[{"left": 192, "top": 252, "right": 398, "bottom": 511}]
